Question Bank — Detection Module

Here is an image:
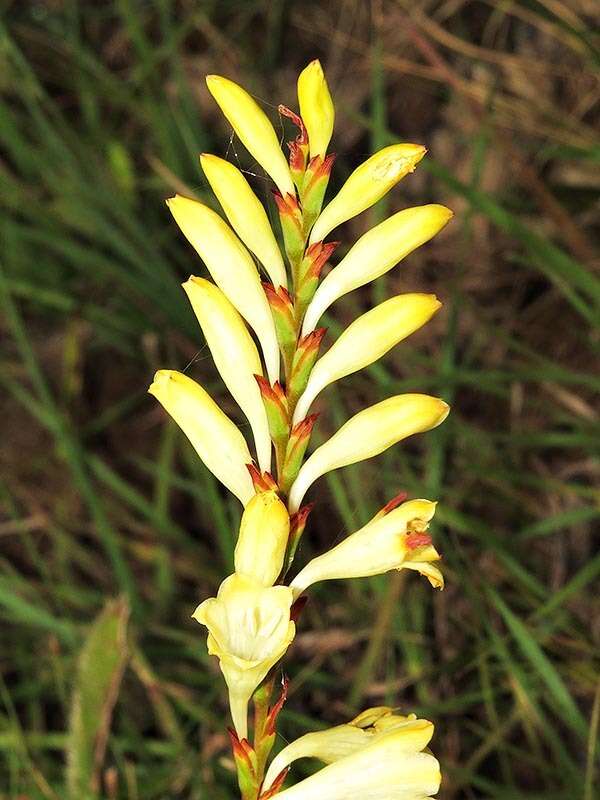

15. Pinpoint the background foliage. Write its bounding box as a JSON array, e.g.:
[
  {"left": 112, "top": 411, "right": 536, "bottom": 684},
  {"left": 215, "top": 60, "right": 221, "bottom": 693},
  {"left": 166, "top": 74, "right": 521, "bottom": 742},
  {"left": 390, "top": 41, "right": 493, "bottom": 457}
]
[{"left": 1, "top": 1, "right": 599, "bottom": 798}]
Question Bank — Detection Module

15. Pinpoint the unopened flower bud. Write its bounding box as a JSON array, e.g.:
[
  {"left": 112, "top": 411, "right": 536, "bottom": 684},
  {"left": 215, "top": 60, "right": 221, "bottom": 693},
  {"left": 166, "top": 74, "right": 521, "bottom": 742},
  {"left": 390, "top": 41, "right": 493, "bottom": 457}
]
[
  {"left": 234, "top": 490, "right": 290, "bottom": 587},
  {"left": 309, "top": 143, "right": 427, "bottom": 245},
  {"left": 148, "top": 370, "right": 254, "bottom": 506},
  {"left": 302, "top": 205, "right": 452, "bottom": 334},
  {"left": 288, "top": 395, "right": 449, "bottom": 511},
  {"left": 297, "top": 60, "right": 335, "bottom": 159}
]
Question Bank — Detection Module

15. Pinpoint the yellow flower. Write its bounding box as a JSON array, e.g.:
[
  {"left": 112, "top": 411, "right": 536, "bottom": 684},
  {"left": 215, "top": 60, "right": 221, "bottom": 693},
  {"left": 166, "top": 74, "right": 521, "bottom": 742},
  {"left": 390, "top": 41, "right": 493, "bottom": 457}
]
[
  {"left": 192, "top": 573, "right": 295, "bottom": 739},
  {"left": 293, "top": 293, "right": 441, "bottom": 424},
  {"left": 264, "top": 707, "right": 428, "bottom": 790},
  {"left": 234, "top": 490, "right": 290, "bottom": 587},
  {"left": 271, "top": 713, "right": 441, "bottom": 799},
  {"left": 166, "top": 195, "right": 280, "bottom": 382},
  {"left": 206, "top": 74, "right": 295, "bottom": 198},
  {"left": 200, "top": 154, "right": 287, "bottom": 289},
  {"left": 297, "top": 60, "right": 335, "bottom": 159},
  {"left": 302, "top": 204, "right": 453, "bottom": 334},
  {"left": 183, "top": 276, "right": 271, "bottom": 472},
  {"left": 309, "top": 143, "right": 427, "bottom": 245},
  {"left": 289, "top": 499, "right": 443, "bottom": 597},
  {"left": 148, "top": 370, "right": 254, "bottom": 506},
  {"left": 288, "top": 395, "right": 449, "bottom": 512}
]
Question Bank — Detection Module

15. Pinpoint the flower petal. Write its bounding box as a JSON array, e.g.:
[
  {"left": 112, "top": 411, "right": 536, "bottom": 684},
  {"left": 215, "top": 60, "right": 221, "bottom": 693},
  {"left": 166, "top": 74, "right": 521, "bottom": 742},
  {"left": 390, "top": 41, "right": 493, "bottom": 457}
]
[
  {"left": 148, "top": 370, "right": 254, "bottom": 505},
  {"left": 200, "top": 153, "right": 287, "bottom": 289},
  {"left": 293, "top": 293, "right": 441, "bottom": 424},
  {"left": 206, "top": 74, "right": 295, "bottom": 197},
  {"left": 309, "top": 143, "right": 427, "bottom": 245},
  {"left": 288, "top": 396, "right": 449, "bottom": 512},
  {"left": 302, "top": 205, "right": 453, "bottom": 335},
  {"left": 167, "top": 195, "right": 280, "bottom": 382},
  {"left": 183, "top": 276, "right": 272, "bottom": 472},
  {"left": 297, "top": 60, "right": 335, "bottom": 159}
]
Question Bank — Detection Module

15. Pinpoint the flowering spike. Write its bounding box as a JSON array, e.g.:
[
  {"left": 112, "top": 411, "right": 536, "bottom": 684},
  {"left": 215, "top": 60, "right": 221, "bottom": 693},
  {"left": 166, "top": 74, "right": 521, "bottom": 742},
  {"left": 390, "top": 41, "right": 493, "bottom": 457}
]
[
  {"left": 200, "top": 154, "right": 287, "bottom": 289},
  {"left": 206, "top": 74, "right": 295, "bottom": 198},
  {"left": 274, "top": 191, "right": 305, "bottom": 279},
  {"left": 279, "top": 414, "right": 319, "bottom": 495},
  {"left": 278, "top": 105, "right": 309, "bottom": 190},
  {"left": 309, "top": 143, "right": 428, "bottom": 246},
  {"left": 263, "top": 283, "right": 297, "bottom": 381}
]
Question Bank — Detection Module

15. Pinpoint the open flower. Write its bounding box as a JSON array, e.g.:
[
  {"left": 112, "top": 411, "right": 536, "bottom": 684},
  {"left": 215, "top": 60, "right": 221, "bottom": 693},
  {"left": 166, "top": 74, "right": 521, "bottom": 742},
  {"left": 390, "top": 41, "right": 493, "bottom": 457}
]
[
  {"left": 289, "top": 499, "right": 443, "bottom": 597},
  {"left": 183, "top": 276, "right": 272, "bottom": 472},
  {"left": 206, "top": 74, "right": 295, "bottom": 198},
  {"left": 309, "top": 143, "right": 427, "bottom": 245},
  {"left": 193, "top": 573, "right": 295, "bottom": 739},
  {"left": 234, "top": 490, "right": 290, "bottom": 587},
  {"left": 148, "top": 370, "right": 254, "bottom": 506},
  {"left": 293, "top": 293, "right": 441, "bottom": 424},
  {"left": 288, "top": 395, "right": 449, "bottom": 512},
  {"left": 264, "top": 707, "right": 427, "bottom": 789},
  {"left": 270, "top": 713, "right": 441, "bottom": 800},
  {"left": 200, "top": 154, "right": 287, "bottom": 289},
  {"left": 302, "top": 204, "right": 452, "bottom": 334},
  {"left": 166, "top": 195, "right": 280, "bottom": 382},
  {"left": 297, "top": 59, "right": 335, "bottom": 159}
]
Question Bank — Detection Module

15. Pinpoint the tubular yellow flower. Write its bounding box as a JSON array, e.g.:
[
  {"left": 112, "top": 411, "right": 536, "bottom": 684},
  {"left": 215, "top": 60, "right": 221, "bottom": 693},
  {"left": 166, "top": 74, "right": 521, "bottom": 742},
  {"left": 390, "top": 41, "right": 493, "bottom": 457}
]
[
  {"left": 288, "top": 396, "right": 449, "bottom": 512},
  {"left": 148, "top": 370, "right": 254, "bottom": 506},
  {"left": 234, "top": 490, "right": 290, "bottom": 587},
  {"left": 264, "top": 708, "right": 428, "bottom": 790},
  {"left": 289, "top": 499, "right": 442, "bottom": 597},
  {"left": 302, "top": 204, "right": 453, "bottom": 334},
  {"left": 297, "top": 59, "right": 335, "bottom": 159},
  {"left": 272, "top": 720, "right": 441, "bottom": 800},
  {"left": 192, "top": 573, "right": 295, "bottom": 739},
  {"left": 183, "top": 277, "right": 271, "bottom": 472},
  {"left": 309, "top": 143, "right": 427, "bottom": 245},
  {"left": 205, "top": 74, "right": 295, "bottom": 198},
  {"left": 293, "top": 293, "right": 442, "bottom": 424},
  {"left": 200, "top": 154, "right": 287, "bottom": 289},
  {"left": 166, "top": 195, "right": 280, "bottom": 382}
]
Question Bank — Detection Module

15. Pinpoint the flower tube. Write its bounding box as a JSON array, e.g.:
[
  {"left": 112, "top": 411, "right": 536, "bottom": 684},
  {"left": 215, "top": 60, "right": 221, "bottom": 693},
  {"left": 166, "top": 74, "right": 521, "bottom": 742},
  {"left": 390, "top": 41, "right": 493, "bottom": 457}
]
[
  {"left": 200, "top": 154, "right": 287, "bottom": 289},
  {"left": 183, "top": 276, "right": 271, "bottom": 472},
  {"left": 309, "top": 143, "right": 427, "bottom": 245},
  {"left": 193, "top": 573, "right": 295, "bottom": 739},
  {"left": 166, "top": 195, "right": 280, "bottom": 382},
  {"left": 297, "top": 59, "right": 335, "bottom": 159},
  {"left": 302, "top": 204, "right": 452, "bottom": 334},
  {"left": 148, "top": 370, "right": 254, "bottom": 506},
  {"left": 264, "top": 707, "right": 427, "bottom": 789},
  {"left": 272, "top": 719, "right": 441, "bottom": 800},
  {"left": 288, "top": 395, "right": 449, "bottom": 512},
  {"left": 289, "top": 499, "right": 442, "bottom": 597},
  {"left": 234, "top": 490, "right": 290, "bottom": 587},
  {"left": 206, "top": 74, "right": 295, "bottom": 198},
  {"left": 293, "top": 293, "right": 441, "bottom": 424}
]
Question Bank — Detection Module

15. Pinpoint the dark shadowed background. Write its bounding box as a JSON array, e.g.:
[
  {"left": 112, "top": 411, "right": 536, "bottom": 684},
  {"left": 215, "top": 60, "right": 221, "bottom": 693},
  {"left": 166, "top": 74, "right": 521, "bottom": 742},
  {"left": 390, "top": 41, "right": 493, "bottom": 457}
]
[{"left": 1, "top": 1, "right": 599, "bottom": 798}]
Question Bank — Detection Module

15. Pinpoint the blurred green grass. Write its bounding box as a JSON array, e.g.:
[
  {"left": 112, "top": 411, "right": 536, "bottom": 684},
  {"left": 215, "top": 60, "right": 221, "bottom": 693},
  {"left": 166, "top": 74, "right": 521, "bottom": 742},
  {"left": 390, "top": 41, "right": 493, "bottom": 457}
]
[{"left": 1, "top": 1, "right": 599, "bottom": 798}]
